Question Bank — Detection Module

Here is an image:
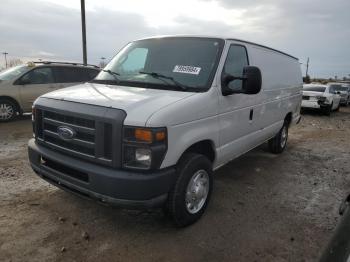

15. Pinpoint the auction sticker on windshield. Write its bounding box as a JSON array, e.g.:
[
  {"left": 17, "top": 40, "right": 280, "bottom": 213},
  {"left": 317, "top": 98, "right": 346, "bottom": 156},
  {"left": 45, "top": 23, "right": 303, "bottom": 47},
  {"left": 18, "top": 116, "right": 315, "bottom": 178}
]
[{"left": 173, "top": 65, "right": 201, "bottom": 75}]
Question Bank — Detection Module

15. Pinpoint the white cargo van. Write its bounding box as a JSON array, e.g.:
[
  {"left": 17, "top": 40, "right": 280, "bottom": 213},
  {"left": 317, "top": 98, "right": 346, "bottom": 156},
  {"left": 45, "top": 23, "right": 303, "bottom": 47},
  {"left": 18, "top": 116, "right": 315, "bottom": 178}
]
[{"left": 28, "top": 36, "right": 302, "bottom": 226}]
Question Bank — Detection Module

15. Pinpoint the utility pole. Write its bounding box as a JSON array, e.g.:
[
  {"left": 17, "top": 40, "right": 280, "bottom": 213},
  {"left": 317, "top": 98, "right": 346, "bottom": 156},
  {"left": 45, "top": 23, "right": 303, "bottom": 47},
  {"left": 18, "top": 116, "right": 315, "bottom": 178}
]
[
  {"left": 100, "top": 57, "right": 106, "bottom": 68},
  {"left": 80, "top": 0, "right": 87, "bottom": 65},
  {"left": 305, "top": 57, "right": 309, "bottom": 77},
  {"left": 2, "top": 52, "right": 8, "bottom": 68}
]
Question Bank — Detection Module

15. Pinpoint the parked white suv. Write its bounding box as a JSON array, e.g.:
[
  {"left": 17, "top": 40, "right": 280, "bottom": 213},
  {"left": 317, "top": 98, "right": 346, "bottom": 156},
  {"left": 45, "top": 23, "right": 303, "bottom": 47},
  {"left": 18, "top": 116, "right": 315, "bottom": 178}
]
[{"left": 28, "top": 36, "right": 302, "bottom": 226}]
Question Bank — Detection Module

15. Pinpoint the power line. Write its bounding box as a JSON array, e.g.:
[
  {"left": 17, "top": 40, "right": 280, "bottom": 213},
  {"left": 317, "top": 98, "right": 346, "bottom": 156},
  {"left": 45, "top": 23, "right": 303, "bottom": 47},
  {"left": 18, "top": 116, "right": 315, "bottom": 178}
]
[{"left": 305, "top": 57, "right": 309, "bottom": 77}]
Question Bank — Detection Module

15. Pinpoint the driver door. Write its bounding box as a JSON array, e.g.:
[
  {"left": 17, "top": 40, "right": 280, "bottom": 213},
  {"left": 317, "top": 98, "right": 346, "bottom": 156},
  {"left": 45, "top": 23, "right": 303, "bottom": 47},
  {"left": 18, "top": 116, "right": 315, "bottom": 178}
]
[
  {"left": 17, "top": 67, "right": 56, "bottom": 111},
  {"left": 218, "top": 43, "right": 260, "bottom": 164}
]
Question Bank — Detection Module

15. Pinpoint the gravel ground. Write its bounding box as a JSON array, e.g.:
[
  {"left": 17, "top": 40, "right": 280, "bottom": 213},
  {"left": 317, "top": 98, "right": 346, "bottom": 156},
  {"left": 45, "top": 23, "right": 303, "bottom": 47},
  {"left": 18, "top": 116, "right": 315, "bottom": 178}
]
[{"left": 0, "top": 108, "right": 350, "bottom": 262}]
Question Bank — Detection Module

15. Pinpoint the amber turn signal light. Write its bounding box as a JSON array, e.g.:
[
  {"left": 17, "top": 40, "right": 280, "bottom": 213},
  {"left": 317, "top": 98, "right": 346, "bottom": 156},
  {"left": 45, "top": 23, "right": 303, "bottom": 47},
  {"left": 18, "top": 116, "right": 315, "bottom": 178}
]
[
  {"left": 135, "top": 129, "right": 153, "bottom": 143},
  {"left": 155, "top": 131, "right": 166, "bottom": 141}
]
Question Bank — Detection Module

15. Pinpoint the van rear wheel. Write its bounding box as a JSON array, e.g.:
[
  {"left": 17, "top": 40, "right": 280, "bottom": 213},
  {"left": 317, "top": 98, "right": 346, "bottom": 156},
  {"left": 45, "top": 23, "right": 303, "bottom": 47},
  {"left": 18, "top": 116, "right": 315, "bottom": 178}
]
[
  {"left": 268, "top": 121, "right": 289, "bottom": 154},
  {"left": 164, "top": 153, "right": 213, "bottom": 227}
]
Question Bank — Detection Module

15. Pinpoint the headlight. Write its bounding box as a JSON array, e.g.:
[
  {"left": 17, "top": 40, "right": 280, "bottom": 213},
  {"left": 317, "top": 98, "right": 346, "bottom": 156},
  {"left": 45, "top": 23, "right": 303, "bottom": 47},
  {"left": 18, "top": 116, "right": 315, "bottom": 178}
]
[{"left": 122, "top": 126, "right": 167, "bottom": 170}]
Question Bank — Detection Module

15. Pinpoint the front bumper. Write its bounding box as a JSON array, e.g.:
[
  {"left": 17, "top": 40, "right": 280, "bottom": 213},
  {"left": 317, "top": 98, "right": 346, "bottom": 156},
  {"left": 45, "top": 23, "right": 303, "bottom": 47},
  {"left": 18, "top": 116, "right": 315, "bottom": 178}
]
[{"left": 28, "top": 139, "right": 176, "bottom": 208}]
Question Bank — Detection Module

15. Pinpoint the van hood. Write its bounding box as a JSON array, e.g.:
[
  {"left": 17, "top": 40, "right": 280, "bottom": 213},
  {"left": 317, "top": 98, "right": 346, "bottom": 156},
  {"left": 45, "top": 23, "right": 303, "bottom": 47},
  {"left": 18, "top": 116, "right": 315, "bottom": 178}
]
[{"left": 41, "top": 82, "right": 196, "bottom": 126}]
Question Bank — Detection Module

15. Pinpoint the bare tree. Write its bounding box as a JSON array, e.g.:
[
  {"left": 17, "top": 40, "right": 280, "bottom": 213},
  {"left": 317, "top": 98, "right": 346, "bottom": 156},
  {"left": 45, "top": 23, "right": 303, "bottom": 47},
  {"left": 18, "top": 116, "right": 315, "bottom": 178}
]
[
  {"left": 8, "top": 58, "right": 23, "bottom": 67},
  {"left": 99, "top": 57, "right": 106, "bottom": 68}
]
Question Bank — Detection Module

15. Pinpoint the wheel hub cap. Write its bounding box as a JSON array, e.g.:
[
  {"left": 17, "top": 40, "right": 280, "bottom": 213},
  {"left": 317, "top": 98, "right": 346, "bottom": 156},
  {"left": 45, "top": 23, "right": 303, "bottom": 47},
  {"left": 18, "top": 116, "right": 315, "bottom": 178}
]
[
  {"left": 0, "top": 103, "right": 14, "bottom": 120},
  {"left": 281, "top": 126, "right": 288, "bottom": 148},
  {"left": 185, "top": 169, "right": 209, "bottom": 214}
]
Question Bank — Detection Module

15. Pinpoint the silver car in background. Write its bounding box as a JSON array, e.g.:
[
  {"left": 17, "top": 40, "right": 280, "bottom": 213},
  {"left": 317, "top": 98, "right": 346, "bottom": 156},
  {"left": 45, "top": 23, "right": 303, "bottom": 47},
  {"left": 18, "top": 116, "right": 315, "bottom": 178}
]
[
  {"left": 340, "top": 82, "right": 350, "bottom": 105},
  {"left": 0, "top": 61, "right": 100, "bottom": 121},
  {"left": 328, "top": 82, "right": 349, "bottom": 106}
]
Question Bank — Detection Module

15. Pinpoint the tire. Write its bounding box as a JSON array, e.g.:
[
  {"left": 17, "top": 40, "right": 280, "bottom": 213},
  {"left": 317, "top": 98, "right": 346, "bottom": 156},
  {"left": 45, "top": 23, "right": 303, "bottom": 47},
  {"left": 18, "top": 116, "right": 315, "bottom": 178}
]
[
  {"left": 268, "top": 121, "right": 289, "bottom": 154},
  {"left": 323, "top": 103, "right": 332, "bottom": 116},
  {"left": 335, "top": 103, "right": 340, "bottom": 112},
  {"left": 165, "top": 153, "right": 213, "bottom": 227},
  {"left": 0, "top": 99, "right": 17, "bottom": 122}
]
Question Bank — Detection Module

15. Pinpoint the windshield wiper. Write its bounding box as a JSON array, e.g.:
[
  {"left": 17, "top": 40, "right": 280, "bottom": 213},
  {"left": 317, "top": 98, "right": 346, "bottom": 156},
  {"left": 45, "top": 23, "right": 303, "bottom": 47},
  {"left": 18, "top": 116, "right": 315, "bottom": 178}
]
[
  {"left": 139, "top": 71, "right": 188, "bottom": 91},
  {"left": 90, "top": 79, "right": 119, "bottom": 85},
  {"left": 102, "top": 69, "right": 120, "bottom": 83}
]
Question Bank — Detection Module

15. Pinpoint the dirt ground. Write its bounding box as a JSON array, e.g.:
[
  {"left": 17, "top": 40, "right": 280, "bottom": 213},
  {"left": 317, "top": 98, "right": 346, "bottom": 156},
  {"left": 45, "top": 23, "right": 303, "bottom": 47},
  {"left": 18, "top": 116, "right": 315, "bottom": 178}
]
[{"left": 0, "top": 107, "right": 350, "bottom": 262}]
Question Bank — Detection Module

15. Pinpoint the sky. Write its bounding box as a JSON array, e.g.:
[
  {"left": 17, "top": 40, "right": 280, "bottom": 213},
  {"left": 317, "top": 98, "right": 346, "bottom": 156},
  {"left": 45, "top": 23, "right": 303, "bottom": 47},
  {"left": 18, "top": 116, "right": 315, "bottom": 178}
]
[{"left": 0, "top": 0, "right": 349, "bottom": 78}]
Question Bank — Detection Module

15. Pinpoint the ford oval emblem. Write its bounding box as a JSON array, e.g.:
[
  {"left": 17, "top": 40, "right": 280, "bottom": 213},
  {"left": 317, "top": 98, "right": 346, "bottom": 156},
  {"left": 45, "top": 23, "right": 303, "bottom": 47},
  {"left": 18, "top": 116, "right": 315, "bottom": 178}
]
[{"left": 57, "top": 126, "right": 76, "bottom": 140}]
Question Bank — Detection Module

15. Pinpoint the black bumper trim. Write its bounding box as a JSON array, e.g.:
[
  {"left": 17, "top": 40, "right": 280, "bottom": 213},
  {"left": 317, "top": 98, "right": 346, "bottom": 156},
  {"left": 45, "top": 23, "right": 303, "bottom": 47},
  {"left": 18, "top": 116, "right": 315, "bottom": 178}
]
[{"left": 28, "top": 139, "right": 176, "bottom": 209}]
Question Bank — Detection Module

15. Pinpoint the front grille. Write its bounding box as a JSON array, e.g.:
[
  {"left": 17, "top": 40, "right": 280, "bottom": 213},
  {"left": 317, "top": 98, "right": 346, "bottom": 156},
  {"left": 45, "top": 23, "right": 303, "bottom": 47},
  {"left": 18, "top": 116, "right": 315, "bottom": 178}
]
[
  {"left": 35, "top": 108, "right": 113, "bottom": 166},
  {"left": 40, "top": 110, "right": 97, "bottom": 157},
  {"left": 302, "top": 96, "right": 309, "bottom": 100},
  {"left": 33, "top": 99, "right": 126, "bottom": 168}
]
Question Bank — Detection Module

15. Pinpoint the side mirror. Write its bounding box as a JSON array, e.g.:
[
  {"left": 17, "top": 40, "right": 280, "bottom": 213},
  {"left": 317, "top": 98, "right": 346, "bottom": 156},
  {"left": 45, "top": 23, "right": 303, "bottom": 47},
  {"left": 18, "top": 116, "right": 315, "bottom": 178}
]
[{"left": 221, "top": 66, "right": 262, "bottom": 96}]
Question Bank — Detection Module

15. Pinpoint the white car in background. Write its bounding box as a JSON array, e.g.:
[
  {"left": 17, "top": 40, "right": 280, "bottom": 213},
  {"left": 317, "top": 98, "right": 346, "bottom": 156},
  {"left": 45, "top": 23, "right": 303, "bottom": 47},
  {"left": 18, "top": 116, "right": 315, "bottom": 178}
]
[{"left": 302, "top": 84, "right": 341, "bottom": 115}]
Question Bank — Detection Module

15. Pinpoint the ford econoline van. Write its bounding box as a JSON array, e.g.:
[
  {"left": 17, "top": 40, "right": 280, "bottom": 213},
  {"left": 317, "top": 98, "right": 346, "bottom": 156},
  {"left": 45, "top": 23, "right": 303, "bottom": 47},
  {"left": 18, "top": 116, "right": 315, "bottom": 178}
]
[{"left": 28, "top": 36, "right": 302, "bottom": 226}]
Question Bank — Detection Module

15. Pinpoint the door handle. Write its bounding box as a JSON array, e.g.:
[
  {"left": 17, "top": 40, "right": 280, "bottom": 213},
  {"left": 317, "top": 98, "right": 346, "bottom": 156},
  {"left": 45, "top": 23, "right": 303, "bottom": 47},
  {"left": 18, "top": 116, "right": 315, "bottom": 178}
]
[{"left": 249, "top": 109, "right": 254, "bottom": 121}]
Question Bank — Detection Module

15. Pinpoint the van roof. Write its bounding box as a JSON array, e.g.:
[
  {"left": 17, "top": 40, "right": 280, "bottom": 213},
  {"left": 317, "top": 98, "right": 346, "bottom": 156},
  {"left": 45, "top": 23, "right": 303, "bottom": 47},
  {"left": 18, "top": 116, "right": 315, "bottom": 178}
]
[{"left": 136, "top": 35, "right": 299, "bottom": 61}]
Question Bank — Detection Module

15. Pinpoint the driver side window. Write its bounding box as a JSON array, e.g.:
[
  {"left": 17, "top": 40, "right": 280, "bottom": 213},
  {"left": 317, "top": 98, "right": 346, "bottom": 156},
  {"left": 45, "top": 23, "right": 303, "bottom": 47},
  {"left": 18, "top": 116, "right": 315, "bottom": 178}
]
[
  {"left": 21, "top": 67, "right": 54, "bottom": 85},
  {"left": 223, "top": 45, "right": 249, "bottom": 89}
]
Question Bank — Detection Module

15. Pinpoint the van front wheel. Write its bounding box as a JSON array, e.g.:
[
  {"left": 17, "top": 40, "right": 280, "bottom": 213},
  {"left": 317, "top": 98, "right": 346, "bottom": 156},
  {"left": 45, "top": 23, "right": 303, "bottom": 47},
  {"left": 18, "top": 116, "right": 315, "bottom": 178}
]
[
  {"left": 165, "top": 153, "right": 213, "bottom": 227},
  {"left": 268, "top": 121, "right": 289, "bottom": 154}
]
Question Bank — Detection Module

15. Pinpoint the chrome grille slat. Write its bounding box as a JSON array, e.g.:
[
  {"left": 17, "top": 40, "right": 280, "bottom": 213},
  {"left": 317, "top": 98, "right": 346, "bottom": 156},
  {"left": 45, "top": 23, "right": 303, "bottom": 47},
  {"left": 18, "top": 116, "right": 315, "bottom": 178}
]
[
  {"left": 44, "top": 141, "right": 95, "bottom": 158},
  {"left": 40, "top": 110, "right": 97, "bottom": 159},
  {"left": 43, "top": 130, "right": 95, "bottom": 148},
  {"left": 43, "top": 117, "right": 95, "bottom": 135}
]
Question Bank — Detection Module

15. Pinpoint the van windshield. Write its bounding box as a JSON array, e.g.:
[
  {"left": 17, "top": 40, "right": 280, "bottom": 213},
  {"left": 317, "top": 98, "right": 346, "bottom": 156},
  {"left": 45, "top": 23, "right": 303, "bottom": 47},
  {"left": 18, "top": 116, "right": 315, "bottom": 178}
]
[
  {"left": 93, "top": 37, "right": 224, "bottom": 92},
  {"left": 0, "top": 65, "right": 30, "bottom": 81}
]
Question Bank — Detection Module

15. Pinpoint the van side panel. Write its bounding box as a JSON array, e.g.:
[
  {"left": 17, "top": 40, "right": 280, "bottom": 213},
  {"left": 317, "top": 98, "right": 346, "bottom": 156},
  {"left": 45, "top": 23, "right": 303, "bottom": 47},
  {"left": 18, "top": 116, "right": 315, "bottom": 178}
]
[
  {"left": 215, "top": 42, "right": 302, "bottom": 169},
  {"left": 150, "top": 40, "right": 302, "bottom": 170},
  {"left": 247, "top": 45, "right": 303, "bottom": 131}
]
